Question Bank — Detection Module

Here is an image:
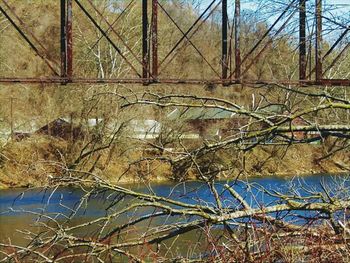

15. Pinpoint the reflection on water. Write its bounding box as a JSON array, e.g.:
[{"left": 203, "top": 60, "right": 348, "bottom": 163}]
[{"left": 0, "top": 174, "right": 349, "bottom": 253}]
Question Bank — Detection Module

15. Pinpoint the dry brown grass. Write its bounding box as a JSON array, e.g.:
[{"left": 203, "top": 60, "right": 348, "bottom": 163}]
[
  {"left": 0, "top": 134, "right": 349, "bottom": 189},
  {"left": 0, "top": 135, "right": 67, "bottom": 187}
]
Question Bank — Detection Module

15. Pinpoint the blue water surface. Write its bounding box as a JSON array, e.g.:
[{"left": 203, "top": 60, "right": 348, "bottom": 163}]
[{"left": 1, "top": 174, "right": 349, "bottom": 218}]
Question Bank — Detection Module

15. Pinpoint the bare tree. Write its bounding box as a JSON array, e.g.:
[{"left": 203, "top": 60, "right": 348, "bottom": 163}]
[{"left": 1, "top": 0, "right": 350, "bottom": 262}]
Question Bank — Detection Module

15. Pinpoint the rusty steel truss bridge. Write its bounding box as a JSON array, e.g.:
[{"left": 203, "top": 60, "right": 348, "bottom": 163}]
[{"left": 0, "top": 0, "right": 349, "bottom": 86}]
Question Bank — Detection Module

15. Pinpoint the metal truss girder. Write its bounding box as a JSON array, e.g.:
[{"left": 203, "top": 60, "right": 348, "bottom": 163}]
[{"left": 0, "top": 0, "right": 349, "bottom": 87}]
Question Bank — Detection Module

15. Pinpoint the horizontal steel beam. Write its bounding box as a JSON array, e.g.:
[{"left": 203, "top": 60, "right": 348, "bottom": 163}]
[
  {"left": 0, "top": 78, "right": 349, "bottom": 87},
  {"left": 0, "top": 0, "right": 349, "bottom": 87}
]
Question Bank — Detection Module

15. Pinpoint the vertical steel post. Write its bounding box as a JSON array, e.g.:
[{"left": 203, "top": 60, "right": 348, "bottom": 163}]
[
  {"left": 299, "top": 0, "right": 306, "bottom": 80},
  {"left": 315, "top": 0, "right": 322, "bottom": 81},
  {"left": 66, "top": 0, "right": 73, "bottom": 79},
  {"left": 151, "top": 0, "right": 158, "bottom": 79},
  {"left": 142, "top": 0, "right": 149, "bottom": 81},
  {"left": 60, "top": 0, "right": 67, "bottom": 77},
  {"left": 234, "top": 0, "right": 241, "bottom": 81},
  {"left": 222, "top": 0, "right": 228, "bottom": 81}
]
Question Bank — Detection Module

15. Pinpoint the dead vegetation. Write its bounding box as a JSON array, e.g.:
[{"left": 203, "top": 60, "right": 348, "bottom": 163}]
[
  {"left": 0, "top": 0, "right": 350, "bottom": 261},
  {"left": 0, "top": 134, "right": 348, "bottom": 189}
]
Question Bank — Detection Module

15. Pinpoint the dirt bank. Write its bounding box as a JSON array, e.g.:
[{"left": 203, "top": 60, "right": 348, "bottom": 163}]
[{"left": 0, "top": 136, "right": 349, "bottom": 189}]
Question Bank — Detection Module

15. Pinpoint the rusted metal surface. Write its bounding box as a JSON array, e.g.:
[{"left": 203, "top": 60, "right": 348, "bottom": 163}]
[
  {"left": 0, "top": 5, "right": 59, "bottom": 76},
  {"left": 151, "top": 0, "right": 158, "bottom": 79},
  {"left": 306, "top": 27, "right": 349, "bottom": 78},
  {"left": 157, "top": 2, "right": 220, "bottom": 78},
  {"left": 1, "top": 77, "right": 349, "bottom": 87},
  {"left": 222, "top": 0, "right": 228, "bottom": 81},
  {"left": 323, "top": 28, "right": 349, "bottom": 60},
  {"left": 241, "top": 8, "right": 297, "bottom": 78},
  {"left": 239, "top": 0, "right": 297, "bottom": 73},
  {"left": 299, "top": 0, "right": 306, "bottom": 80},
  {"left": 90, "top": 0, "right": 135, "bottom": 51},
  {"left": 158, "top": 0, "right": 220, "bottom": 76},
  {"left": 1, "top": 0, "right": 60, "bottom": 69},
  {"left": 142, "top": 0, "right": 149, "bottom": 81},
  {"left": 0, "top": 0, "right": 349, "bottom": 87},
  {"left": 234, "top": 0, "right": 241, "bottom": 81},
  {"left": 59, "top": 0, "right": 73, "bottom": 79},
  {"left": 158, "top": 0, "right": 217, "bottom": 67},
  {"left": 66, "top": 0, "right": 73, "bottom": 79},
  {"left": 60, "top": 0, "right": 67, "bottom": 77},
  {"left": 74, "top": 0, "right": 141, "bottom": 78},
  {"left": 315, "top": 0, "right": 323, "bottom": 81},
  {"left": 86, "top": 0, "right": 144, "bottom": 71},
  {"left": 323, "top": 42, "right": 350, "bottom": 76}
]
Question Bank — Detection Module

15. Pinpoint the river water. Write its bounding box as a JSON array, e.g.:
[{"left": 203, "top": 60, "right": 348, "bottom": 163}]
[{"left": 0, "top": 174, "right": 349, "bottom": 258}]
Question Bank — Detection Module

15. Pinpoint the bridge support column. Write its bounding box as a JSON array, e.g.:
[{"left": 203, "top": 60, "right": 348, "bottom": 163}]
[
  {"left": 60, "top": 0, "right": 66, "bottom": 78},
  {"left": 151, "top": 0, "right": 158, "bottom": 80},
  {"left": 142, "top": 0, "right": 149, "bottom": 82},
  {"left": 315, "top": 0, "right": 322, "bottom": 81},
  {"left": 61, "top": 0, "right": 73, "bottom": 80},
  {"left": 299, "top": 0, "right": 306, "bottom": 81},
  {"left": 234, "top": 0, "right": 241, "bottom": 81},
  {"left": 222, "top": 0, "right": 228, "bottom": 82}
]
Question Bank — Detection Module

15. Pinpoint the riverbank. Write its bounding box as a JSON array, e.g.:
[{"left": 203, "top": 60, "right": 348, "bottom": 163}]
[{"left": 0, "top": 136, "right": 349, "bottom": 189}]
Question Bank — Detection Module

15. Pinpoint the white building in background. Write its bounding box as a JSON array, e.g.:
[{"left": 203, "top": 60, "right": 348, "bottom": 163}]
[
  {"left": 0, "top": 116, "right": 162, "bottom": 142},
  {"left": 85, "top": 118, "right": 162, "bottom": 140},
  {"left": 128, "top": 120, "right": 161, "bottom": 140},
  {"left": 0, "top": 119, "right": 40, "bottom": 142},
  {"left": 0, "top": 128, "right": 10, "bottom": 142}
]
